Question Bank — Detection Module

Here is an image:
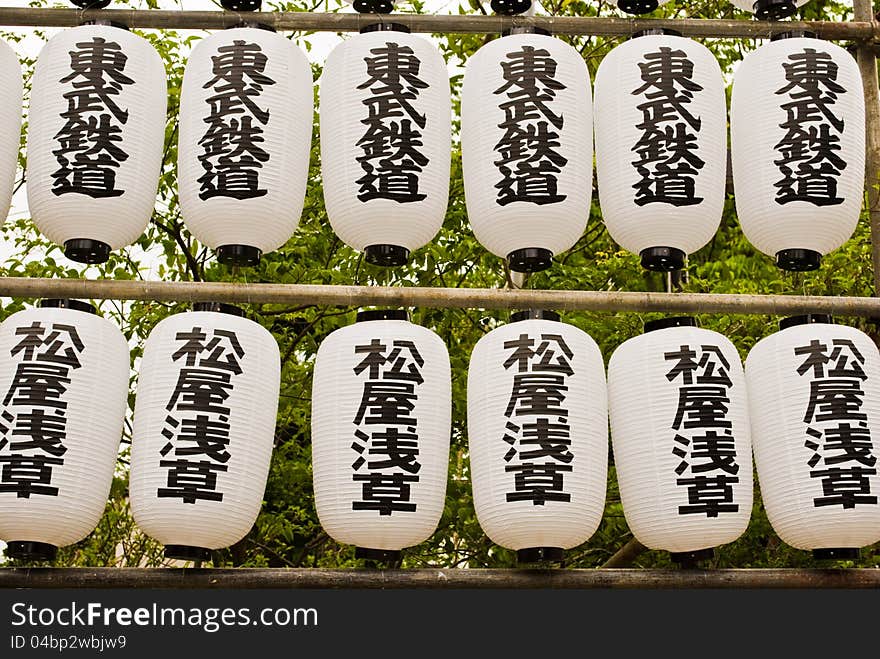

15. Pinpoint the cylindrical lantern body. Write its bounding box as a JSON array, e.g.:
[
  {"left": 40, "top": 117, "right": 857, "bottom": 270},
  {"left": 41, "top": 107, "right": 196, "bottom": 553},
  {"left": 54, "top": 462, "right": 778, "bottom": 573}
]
[
  {"left": 467, "top": 313, "right": 608, "bottom": 559},
  {"left": 594, "top": 34, "right": 726, "bottom": 271},
  {"left": 745, "top": 317, "right": 880, "bottom": 553},
  {"left": 0, "top": 39, "right": 22, "bottom": 228},
  {"left": 311, "top": 312, "right": 451, "bottom": 556},
  {"left": 608, "top": 320, "right": 753, "bottom": 554},
  {"left": 129, "top": 307, "right": 280, "bottom": 558},
  {"left": 0, "top": 302, "right": 129, "bottom": 559},
  {"left": 461, "top": 32, "right": 592, "bottom": 272},
  {"left": 26, "top": 24, "right": 167, "bottom": 263},
  {"left": 319, "top": 29, "right": 451, "bottom": 267},
  {"left": 178, "top": 27, "right": 313, "bottom": 267},
  {"left": 730, "top": 0, "right": 810, "bottom": 20},
  {"left": 730, "top": 37, "right": 865, "bottom": 271}
]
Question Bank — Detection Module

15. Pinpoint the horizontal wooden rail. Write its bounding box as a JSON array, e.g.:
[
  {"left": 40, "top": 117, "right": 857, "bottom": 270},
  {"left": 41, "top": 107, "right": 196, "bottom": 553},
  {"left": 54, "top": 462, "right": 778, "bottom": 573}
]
[
  {"left": 1, "top": 277, "right": 880, "bottom": 317},
  {"left": 0, "top": 7, "right": 873, "bottom": 41},
  {"left": 1, "top": 567, "right": 878, "bottom": 589}
]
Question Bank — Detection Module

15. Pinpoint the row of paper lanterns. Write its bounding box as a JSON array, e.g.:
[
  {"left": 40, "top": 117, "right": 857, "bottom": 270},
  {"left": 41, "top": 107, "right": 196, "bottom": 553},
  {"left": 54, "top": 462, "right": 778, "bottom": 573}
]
[
  {"left": 0, "top": 18, "right": 862, "bottom": 273},
  {"left": 1, "top": 299, "right": 877, "bottom": 565}
]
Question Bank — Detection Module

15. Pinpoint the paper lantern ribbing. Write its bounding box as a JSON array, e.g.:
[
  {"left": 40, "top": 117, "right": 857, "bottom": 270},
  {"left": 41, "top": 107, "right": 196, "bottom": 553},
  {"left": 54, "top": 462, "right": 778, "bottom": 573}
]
[
  {"left": 319, "top": 25, "right": 451, "bottom": 268},
  {"left": 467, "top": 310, "right": 608, "bottom": 563},
  {"left": 594, "top": 32, "right": 726, "bottom": 272},
  {"left": 461, "top": 30, "right": 592, "bottom": 273},
  {"left": 607, "top": 317, "right": 753, "bottom": 564},
  {"left": 730, "top": 33, "right": 864, "bottom": 272},
  {"left": 26, "top": 22, "right": 167, "bottom": 264},
  {"left": 730, "top": 0, "right": 810, "bottom": 21},
  {"left": 0, "top": 299, "right": 129, "bottom": 562},
  {"left": 0, "top": 39, "right": 22, "bottom": 230},
  {"left": 129, "top": 303, "right": 280, "bottom": 562},
  {"left": 745, "top": 315, "right": 880, "bottom": 559},
  {"left": 178, "top": 26, "right": 313, "bottom": 267},
  {"left": 311, "top": 310, "right": 451, "bottom": 561}
]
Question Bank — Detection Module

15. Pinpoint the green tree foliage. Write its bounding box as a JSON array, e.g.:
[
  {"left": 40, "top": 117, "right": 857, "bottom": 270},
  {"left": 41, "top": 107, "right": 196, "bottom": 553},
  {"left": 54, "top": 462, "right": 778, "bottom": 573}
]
[{"left": 1, "top": 0, "right": 877, "bottom": 570}]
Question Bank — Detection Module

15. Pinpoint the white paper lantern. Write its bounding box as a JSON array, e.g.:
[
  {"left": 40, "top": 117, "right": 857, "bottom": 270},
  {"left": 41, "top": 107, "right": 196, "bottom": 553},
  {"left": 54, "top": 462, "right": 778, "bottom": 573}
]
[
  {"left": 319, "top": 26, "right": 451, "bottom": 267},
  {"left": 614, "top": 0, "right": 672, "bottom": 15},
  {"left": 467, "top": 310, "right": 608, "bottom": 563},
  {"left": 129, "top": 303, "right": 280, "bottom": 562},
  {"left": 730, "top": 0, "right": 810, "bottom": 20},
  {"left": 461, "top": 30, "right": 592, "bottom": 273},
  {"left": 608, "top": 317, "right": 753, "bottom": 563},
  {"left": 178, "top": 26, "right": 313, "bottom": 267},
  {"left": 730, "top": 33, "right": 864, "bottom": 271},
  {"left": 0, "top": 299, "right": 129, "bottom": 562},
  {"left": 26, "top": 22, "right": 167, "bottom": 264},
  {"left": 0, "top": 39, "right": 22, "bottom": 230},
  {"left": 594, "top": 32, "right": 727, "bottom": 271},
  {"left": 745, "top": 314, "right": 880, "bottom": 559},
  {"left": 311, "top": 309, "right": 451, "bottom": 560}
]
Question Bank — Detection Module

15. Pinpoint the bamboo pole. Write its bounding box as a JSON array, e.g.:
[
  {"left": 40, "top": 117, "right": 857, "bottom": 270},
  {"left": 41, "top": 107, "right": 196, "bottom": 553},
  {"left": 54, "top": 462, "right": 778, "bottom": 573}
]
[
  {"left": 853, "top": 0, "right": 880, "bottom": 295},
  {"left": 0, "top": 7, "right": 872, "bottom": 40},
  {"left": 0, "top": 567, "right": 878, "bottom": 589},
  {"left": 3, "top": 277, "right": 880, "bottom": 316}
]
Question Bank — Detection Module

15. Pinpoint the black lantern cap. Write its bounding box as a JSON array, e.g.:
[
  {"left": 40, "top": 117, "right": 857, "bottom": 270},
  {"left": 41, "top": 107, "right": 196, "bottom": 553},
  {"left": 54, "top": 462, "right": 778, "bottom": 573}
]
[
  {"left": 5, "top": 541, "right": 57, "bottom": 562},
  {"left": 365, "top": 244, "right": 410, "bottom": 267},
  {"left": 670, "top": 547, "right": 714, "bottom": 568},
  {"left": 517, "top": 546, "right": 564, "bottom": 564},
  {"left": 192, "top": 301, "right": 245, "bottom": 317},
  {"left": 491, "top": 0, "right": 533, "bottom": 15},
  {"left": 776, "top": 249, "right": 821, "bottom": 271},
  {"left": 39, "top": 298, "right": 97, "bottom": 315},
  {"left": 502, "top": 25, "right": 551, "bottom": 36},
  {"left": 640, "top": 246, "right": 686, "bottom": 272},
  {"left": 355, "top": 547, "right": 401, "bottom": 562},
  {"left": 779, "top": 313, "right": 834, "bottom": 330},
  {"left": 217, "top": 244, "right": 262, "bottom": 268},
  {"left": 360, "top": 22, "right": 411, "bottom": 33},
  {"left": 511, "top": 309, "right": 560, "bottom": 323},
  {"left": 770, "top": 29, "right": 817, "bottom": 40},
  {"left": 631, "top": 27, "right": 683, "bottom": 38},
  {"left": 644, "top": 316, "right": 697, "bottom": 333},
  {"left": 754, "top": 0, "right": 799, "bottom": 21},
  {"left": 164, "top": 545, "right": 212, "bottom": 563},
  {"left": 356, "top": 309, "right": 408, "bottom": 322},
  {"left": 812, "top": 548, "right": 860, "bottom": 561},
  {"left": 64, "top": 239, "right": 111, "bottom": 265},
  {"left": 507, "top": 248, "right": 553, "bottom": 273},
  {"left": 618, "top": 0, "right": 660, "bottom": 16}
]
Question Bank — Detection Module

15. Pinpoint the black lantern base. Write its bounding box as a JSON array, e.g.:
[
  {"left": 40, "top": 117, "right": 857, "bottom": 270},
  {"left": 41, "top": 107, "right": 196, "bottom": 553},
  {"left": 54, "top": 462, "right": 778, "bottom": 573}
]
[
  {"left": 671, "top": 547, "right": 714, "bottom": 568},
  {"left": 618, "top": 0, "right": 659, "bottom": 15},
  {"left": 517, "top": 547, "right": 565, "bottom": 564},
  {"left": 355, "top": 547, "right": 401, "bottom": 562},
  {"left": 64, "top": 239, "right": 111, "bottom": 264},
  {"left": 217, "top": 244, "right": 262, "bottom": 267},
  {"left": 812, "top": 548, "right": 860, "bottom": 561},
  {"left": 164, "top": 545, "right": 212, "bottom": 563},
  {"left": 507, "top": 248, "right": 553, "bottom": 273},
  {"left": 220, "top": 0, "right": 261, "bottom": 10},
  {"left": 5, "top": 541, "right": 57, "bottom": 562},
  {"left": 365, "top": 244, "right": 410, "bottom": 267},
  {"left": 491, "top": 0, "right": 533, "bottom": 15},
  {"left": 776, "top": 248, "right": 821, "bottom": 272},
  {"left": 754, "top": 0, "right": 798, "bottom": 20},
  {"left": 193, "top": 301, "right": 245, "bottom": 317},
  {"left": 72, "top": 0, "right": 112, "bottom": 8},
  {"left": 353, "top": 0, "right": 395, "bottom": 13},
  {"left": 640, "top": 246, "right": 686, "bottom": 272}
]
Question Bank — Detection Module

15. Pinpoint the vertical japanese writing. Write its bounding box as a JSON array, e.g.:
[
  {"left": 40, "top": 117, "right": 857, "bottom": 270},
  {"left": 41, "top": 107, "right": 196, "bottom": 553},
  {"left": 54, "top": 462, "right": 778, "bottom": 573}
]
[
  {"left": 356, "top": 42, "right": 429, "bottom": 203},
  {"left": 666, "top": 344, "right": 740, "bottom": 516},
  {"left": 493, "top": 45, "right": 568, "bottom": 206},
  {"left": 631, "top": 46, "right": 704, "bottom": 207},
  {"left": 351, "top": 338, "right": 424, "bottom": 515},
  {"left": 53, "top": 37, "right": 134, "bottom": 198},
  {"left": 795, "top": 338, "right": 877, "bottom": 508},
  {"left": 774, "top": 48, "right": 847, "bottom": 206},
  {"left": 198, "top": 40, "right": 275, "bottom": 201},
  {"left": 158, "top": 327, "right": 245, "bottom": 504},
  {"left": 0, "top": 322, "right": 85, "bottom": 498},
  {"left": 501, "top": 333, "right": 574, "bottom": 505}
]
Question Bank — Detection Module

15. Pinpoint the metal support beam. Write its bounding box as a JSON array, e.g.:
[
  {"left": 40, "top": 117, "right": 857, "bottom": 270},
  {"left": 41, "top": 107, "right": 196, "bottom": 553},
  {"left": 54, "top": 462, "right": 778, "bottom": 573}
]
[{"left": 0, "top": 567, "right": 878, "bottom": 589}]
